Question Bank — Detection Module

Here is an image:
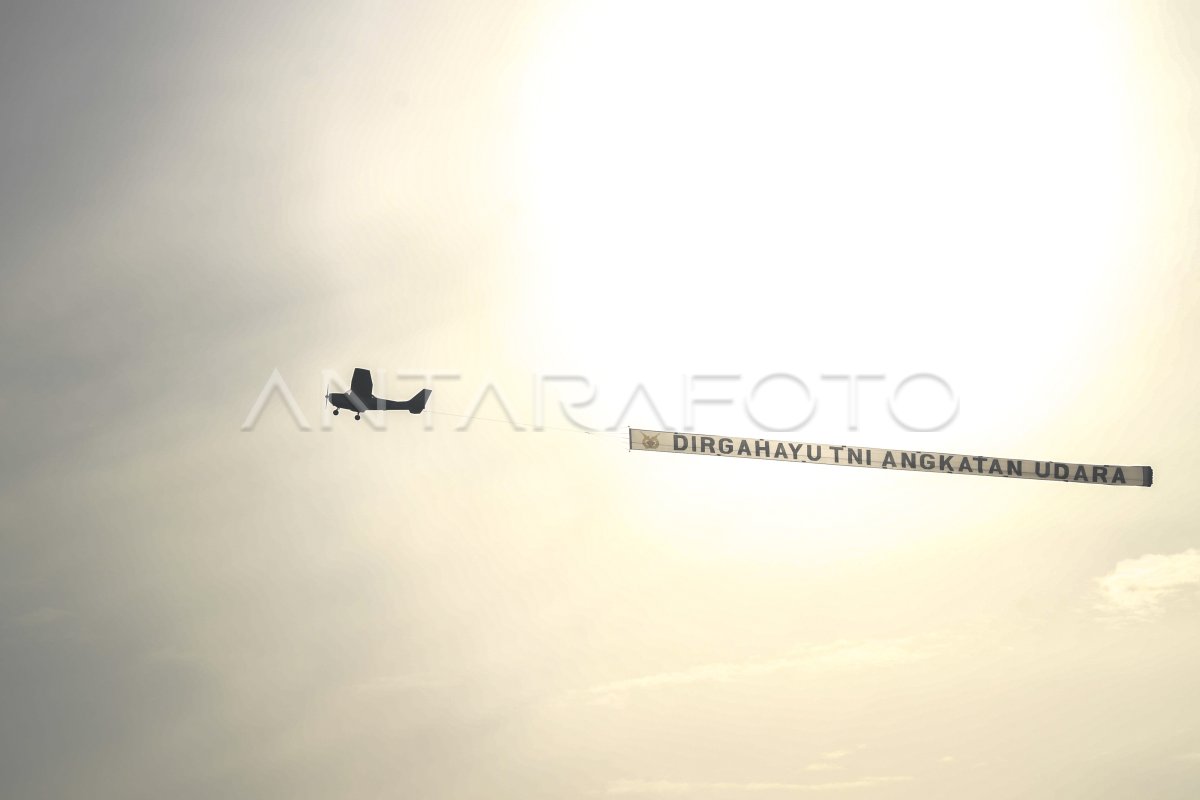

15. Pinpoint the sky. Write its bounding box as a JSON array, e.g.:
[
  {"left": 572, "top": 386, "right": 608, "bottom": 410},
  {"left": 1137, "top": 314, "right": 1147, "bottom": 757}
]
[{"left": 1, "top": 1, "right": 1199, "bottom": 798}]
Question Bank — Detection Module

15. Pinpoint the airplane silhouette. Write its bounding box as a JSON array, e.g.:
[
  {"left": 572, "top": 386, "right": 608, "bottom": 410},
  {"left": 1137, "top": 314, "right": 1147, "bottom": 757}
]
[{"left": 326, "top": 368, "right": 431, "bottom": 420}]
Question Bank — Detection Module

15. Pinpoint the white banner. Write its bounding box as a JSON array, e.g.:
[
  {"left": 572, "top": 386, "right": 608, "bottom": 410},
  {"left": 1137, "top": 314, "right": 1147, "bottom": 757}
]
[{"left": 628, "top": 429, "right": 1152, "bottom": 487}]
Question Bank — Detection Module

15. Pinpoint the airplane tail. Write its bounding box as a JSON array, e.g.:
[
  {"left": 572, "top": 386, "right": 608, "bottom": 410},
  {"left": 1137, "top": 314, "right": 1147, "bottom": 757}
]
[{"left": 407, "top": 389, "right": 431, "bottom": 414}]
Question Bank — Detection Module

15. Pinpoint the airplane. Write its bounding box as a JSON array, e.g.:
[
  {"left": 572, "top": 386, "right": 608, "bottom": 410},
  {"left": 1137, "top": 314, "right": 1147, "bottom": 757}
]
[{"left": 326, "top": 368, "right": 432, "bottom": 420}]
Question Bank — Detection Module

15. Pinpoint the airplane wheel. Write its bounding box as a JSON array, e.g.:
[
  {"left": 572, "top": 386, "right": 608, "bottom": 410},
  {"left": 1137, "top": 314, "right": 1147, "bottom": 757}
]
[
  {"left": 332, "top": 409, "right": 339, "bottom": 415},
  {"left": 354, "top": 414, "right": 361, "bottom": 420}
]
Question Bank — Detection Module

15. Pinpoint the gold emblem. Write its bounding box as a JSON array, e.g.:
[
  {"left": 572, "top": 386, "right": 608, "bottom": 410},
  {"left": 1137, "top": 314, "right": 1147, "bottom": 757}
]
[{"left": 641, "top": 432, "right": 660, "bottom": 450}]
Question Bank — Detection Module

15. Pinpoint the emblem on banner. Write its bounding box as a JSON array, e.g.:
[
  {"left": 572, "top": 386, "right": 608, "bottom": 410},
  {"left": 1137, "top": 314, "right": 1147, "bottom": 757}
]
[{"left": 640, "top": 432, "right": 660, "bottom": 450}]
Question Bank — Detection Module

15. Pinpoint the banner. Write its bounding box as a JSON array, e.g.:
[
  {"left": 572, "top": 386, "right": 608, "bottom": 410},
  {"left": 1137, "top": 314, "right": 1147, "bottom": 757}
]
[{"left": 628, "top": 429, "right": 1152, "bottom": 487}]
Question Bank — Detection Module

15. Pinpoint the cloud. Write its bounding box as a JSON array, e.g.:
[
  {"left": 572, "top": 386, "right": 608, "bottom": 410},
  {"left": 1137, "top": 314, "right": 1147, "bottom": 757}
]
[
  {"left": 606, "top": 777, "right": 913, "bottom": 794},
  {"left": 584, "top": 639, "right": 932, "bottom": 704},
  {"left": 820, "top": 750, "right": 853, "bottom": 760},
  {"left": 803, "top": 747, "right": 860, "bottom": 771},
  {"left": 1095, "top": 549, "right": 1200, "bottom": 620}
]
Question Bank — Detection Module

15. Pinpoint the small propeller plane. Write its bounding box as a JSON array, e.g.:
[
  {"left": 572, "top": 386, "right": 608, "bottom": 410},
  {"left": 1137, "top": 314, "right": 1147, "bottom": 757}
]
[{"left": 326, "top": 368, "right": 431, "bottom": 420}]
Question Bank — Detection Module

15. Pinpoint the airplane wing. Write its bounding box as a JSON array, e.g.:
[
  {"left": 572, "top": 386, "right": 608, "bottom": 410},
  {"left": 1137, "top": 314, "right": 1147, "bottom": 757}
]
[{"left": 351, "top": 368, "right": 373, "bottom": 398}]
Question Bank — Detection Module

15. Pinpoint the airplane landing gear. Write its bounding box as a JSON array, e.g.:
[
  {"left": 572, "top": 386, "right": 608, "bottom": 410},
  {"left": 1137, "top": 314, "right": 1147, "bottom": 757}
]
[
  {"left": 354, "top": 413, "right": 361, "bottom": 420},
  {"left": 332, "top": 409, "right": 339, "bottom": 415}
]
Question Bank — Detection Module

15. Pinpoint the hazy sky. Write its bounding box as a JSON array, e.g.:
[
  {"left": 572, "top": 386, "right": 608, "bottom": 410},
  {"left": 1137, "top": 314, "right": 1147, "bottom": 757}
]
[{"left": 2, "top": 1, "right": 1199, "bottom": 798}]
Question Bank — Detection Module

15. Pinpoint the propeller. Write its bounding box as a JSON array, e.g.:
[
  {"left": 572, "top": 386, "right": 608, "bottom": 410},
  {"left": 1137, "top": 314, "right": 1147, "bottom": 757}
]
[{"left": 325, "top": 383, "right": 338, "bottom": 415}]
